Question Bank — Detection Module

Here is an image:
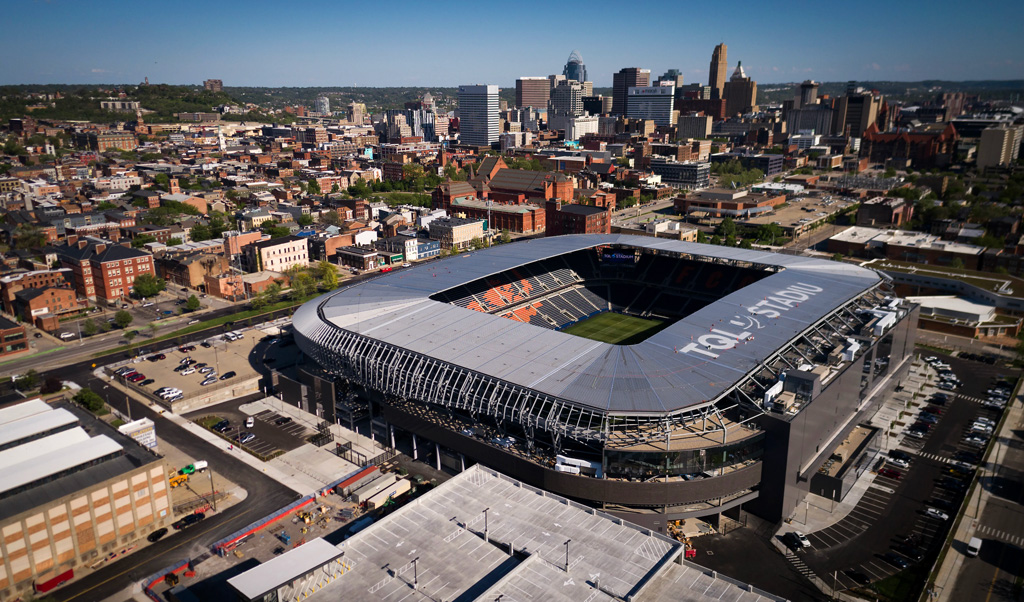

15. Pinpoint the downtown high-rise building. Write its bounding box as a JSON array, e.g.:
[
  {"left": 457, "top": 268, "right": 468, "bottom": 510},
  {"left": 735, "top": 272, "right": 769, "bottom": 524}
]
[
  {"left": 458, "top": 84, "right": 500, "bottom": 146},
  {"left": 563, "top": 50, "right": 587, "bottom": 83},
  {"left": 723, "top": 61, "right": 757, "bottom": 117},
  {"left": 315, "top": 96, "right": 330, "bottom": 115},
  {"left": 627, "top": 85, "right": 676, "bottom": 127},
  {"left": 515, "top": 77, "right": 550, "bottom": 110},
  {"left": 798, "top": 80, "right": 819, "bottom": 107},
  {"left": 708, "top": 43, "right": 727, "bottom": 100},
  {"left": 549, "top": 80, "right": 584, "bottom": 117},
  {"left": 612, "top": 67, "right": 650, "bottom": 116}
]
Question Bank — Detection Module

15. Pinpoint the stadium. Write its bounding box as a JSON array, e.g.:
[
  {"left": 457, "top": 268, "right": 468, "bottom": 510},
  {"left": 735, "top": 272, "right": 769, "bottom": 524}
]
[{"left": 294, "top": 234, "right": 918, "bottom": 529}]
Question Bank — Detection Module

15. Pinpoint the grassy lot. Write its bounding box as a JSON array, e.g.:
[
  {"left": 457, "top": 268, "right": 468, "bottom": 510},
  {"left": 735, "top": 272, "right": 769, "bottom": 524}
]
[
  {"left": 197, "top": 415, "right": 224, "bottom": 429},
  {"left": 873, "top": 566, "right": 927, "bottom": 602},
  {"left": 562, "top": 312, "right": 669, "bottom": 345}
]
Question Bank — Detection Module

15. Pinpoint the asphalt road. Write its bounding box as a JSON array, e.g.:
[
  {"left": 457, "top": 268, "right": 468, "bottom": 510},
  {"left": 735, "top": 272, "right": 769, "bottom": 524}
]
[
  {"left": 796, "top": 354, "right": 1015, "bottom": 594},
  {"left": 949, "top": 395, "right": 1024, "bottom": 601},
  {"left": 40, "top": 333, "right": 302, "bottom": 602}
]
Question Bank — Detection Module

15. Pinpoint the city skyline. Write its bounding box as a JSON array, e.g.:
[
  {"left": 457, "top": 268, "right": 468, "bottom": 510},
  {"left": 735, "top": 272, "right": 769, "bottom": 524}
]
[{"left": 2, "top": 0, "right": 1022, "bottom": 87}]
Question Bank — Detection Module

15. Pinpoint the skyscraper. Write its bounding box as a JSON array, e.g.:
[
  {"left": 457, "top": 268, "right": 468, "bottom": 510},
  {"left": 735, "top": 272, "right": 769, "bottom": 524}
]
[
  {"left": 832, "top": 83, "right": 881, "bottom": 137},
  {"left": 798, "top": 80, "right": 819, "bottom": 108},
  {"left": 315, "top": 96, "right": 330, "bottom": 115},
  {"left": 549, "top": 80, "right": 584, "bottom": 117},
  {"left": 516, "top": 77, "right": 550, "bottom": 110},
  {"left": 612, "top": 67, "right": 650, "bottom": 116},
  {"left": 563, "top": 50, "right": 587, "bottom": 83},
  {"left": 627, "top": 85, "right": 676, "bottom": 127},
  {"left": 723, "top": 61, "right": 757, "bottom": 117},
  {"left": 658, "top": 69, "right": 685, "bottom": 88},
  {"left": 708, "top": 43, "right": 727, "bottom": 100},
  {"left": 458, "top": 84, "right": 499, "bottom": 147}
]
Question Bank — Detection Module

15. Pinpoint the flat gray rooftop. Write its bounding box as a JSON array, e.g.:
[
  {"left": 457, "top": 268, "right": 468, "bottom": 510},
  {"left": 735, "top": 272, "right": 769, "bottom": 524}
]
[
  {"left": 296, "top": 234, "right": 879, "bottom": 415},
  {"left": 309, "top": 465, "right": 785, "bottom": 602}
]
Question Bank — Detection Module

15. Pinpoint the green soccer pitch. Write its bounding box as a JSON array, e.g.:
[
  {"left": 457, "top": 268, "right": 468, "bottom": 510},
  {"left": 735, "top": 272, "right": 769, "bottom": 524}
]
[{"left": 561, "top": 312, "right": 670, "bottom": 345}]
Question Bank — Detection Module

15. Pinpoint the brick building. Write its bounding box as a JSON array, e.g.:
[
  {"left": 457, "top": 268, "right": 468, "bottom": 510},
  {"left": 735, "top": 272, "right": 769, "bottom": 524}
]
[
  {"left": 827, "top": 226, "right": 984, "bottom": 269},
  {"left": 13, "top": 287, "right": 78, "bottom": 330},
  {"left": 73, "top": 131, "right": 138, "bottom": 152},
  {"left": 55, "top": 239, "right": 156, "bottom": 304},
  {"left": 448, "top": 198, "right": 545, "bottom": 234},
  {"left": 0, "top": 316, "right": 28, "bottom": 358},
  {"left": 544, "top": 200, "right": 611, "bottom": 236},
  {"left": 0, "top": 269, "right": 74, "bottom": 315},
  {"left": 856, "top": 197, "right": 915, "bottom": 228},
  {"left": 245, "top": 235, "right": 309, "bottom": 272},
  {"left": 0, "top": 400, "right": 171, "bottom": 599}
]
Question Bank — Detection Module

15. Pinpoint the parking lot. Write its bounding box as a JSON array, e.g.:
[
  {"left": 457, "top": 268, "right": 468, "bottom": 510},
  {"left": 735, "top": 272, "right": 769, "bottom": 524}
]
[
  {"left": 792, "top": 353, "right": 1014, "bottom": 592},
  {"left": 185, "top": 396, "right": 316, "bottom": 459},
  {"left": 115, "top": 331, "right": 263, "bottom": 401}
]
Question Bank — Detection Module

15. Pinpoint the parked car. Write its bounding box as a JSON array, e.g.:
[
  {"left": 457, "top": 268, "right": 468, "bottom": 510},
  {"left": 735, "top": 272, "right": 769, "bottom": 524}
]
[
  {"left": 275, "top": 416, "right": 292, "bottom": 426},
  {"left": 245, "top": 416, "right": 255, "bottom": 428},
  {"left": 193, "top": 363, "right": 207, "bottom": 369},
  {"left": 179, "top": 357, "right": 192, "bottom": 365},
  {"left": 925, "top": 508, "right": 949, "bottom": 520},
  {"left": 235, "top": 432, "right": 255, "bottom": 444},
  {"left": 172, "top": 513, "right": 205, "bottom": 530},
  {"left": 887, "top": 457, "right": 910, "bottom": 469},
  {"left": 219, "top": 371, "right": 236, "bottom": 380},
  {"left": 878, "top": 467, "right": 902, "bottom": 480},
  {"left": 147, "top": 528, "right": 168, "bottom": 543},
  {"left": 212, "top": 420, "right": 230, "bottom": 433},
  {"left": 199, "top": 366, "right": 215, "bottom": 374},
  {"left": 128, "top": 373, "right": 146, "bottom": 383},
  {"left": 200, "top": 341, "right": 212, "bottom": 348},
  {"left": 200, "top": 377, "right": 217, "bottom": 386},
  {"left": 791, "top": 531, "right": 811, "bottom": 548},
  {"left": 180, "top": 368, "right": 196, "bottom": 376},
  {"left": 882, "top": 552, "right": 909, "bottom": 569},
  {"left": 904, "top": 430, "right": 925, "bottom": 440},
  {"left": 140, "top": 379, "right": 155, "bottom": 386}
]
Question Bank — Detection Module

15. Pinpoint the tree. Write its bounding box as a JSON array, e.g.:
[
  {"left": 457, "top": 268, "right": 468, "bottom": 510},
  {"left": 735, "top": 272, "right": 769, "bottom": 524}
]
[
  {"left": 883, "top": 167, "right": 897, "bottom": 179},
  {"left": 297, "top": 214, "right": 314, "bottom": 227},
  {"left": 716, "top": 218, "right": 737, "bottom": 238},
  {"left": 307, "top": 179, "right": 322, "bottom": 195},
  {"left": 13, "top": 369, "right": 39, "bottom": 391},
  {"left": 331, "top": 183, "right": 340, "bottom": 194},
  {"left": 319, "top": 261, "right": 338, "bottom": 290},
  {"left": 695, "top": 230, "right": 708, "bottom": 244},
  {"left": 290, "top": 273, "right": 315, "bottom": 299},
  {"left": 190, "top": 222, "right": 213, "bottom": 242},
  {"left": 73, "top": 388, "right": 105, "bottom": 413},
  {"left": 951, "top": 258, "right": 965, "bottom": 270},
  {"left": 40, "top": 376, "right": 63, "bottom": 395},
  {"left": 83, "top": 318, "right": 98, "bottom": 336},
  {"left": 710, "top": 234, "right": 722, "bottom": 245},
  {"left": 124, "top": 330, "right": 138, "bottom": 351},
  {"left": 321, "top": 210, "right": 341, "bottom": 227},
  {"left": 167, "top": 237, "right": 183, "bottom": 246},
  {"left": 500, "top": 229, "right": 511, "bottom": 244},
  {"left": 185, "top": 295, "right": 200, "bottom": 311},
  {"left": 114, "top": 309, "right": 133, "bottom": 329},
  {"left": 132, "top": 273, "right": 166, "bottom": 298},
  {"left": 251, "top": 294, "right": 267, "bottom": 311},
  {"left": 832, "top": 253, "right": 844, "bottom": 262},
  {"left": 739, "top": 238, "right": 753, "bottom": 249}
]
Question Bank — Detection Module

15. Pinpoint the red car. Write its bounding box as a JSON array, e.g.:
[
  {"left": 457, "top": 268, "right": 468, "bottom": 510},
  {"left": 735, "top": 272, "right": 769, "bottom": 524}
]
[
  {"left": 128, "top": 373, "right": 146, "bottom": 383},
  {"left": 878, "top": 468, "right": 902, "bottom": 480},
  {"left": 179, "top": 345, "right": 196, "bottom": 352}
]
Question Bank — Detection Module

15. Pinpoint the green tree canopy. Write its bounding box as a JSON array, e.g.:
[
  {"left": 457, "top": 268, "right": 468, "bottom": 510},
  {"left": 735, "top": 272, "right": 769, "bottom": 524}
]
[
  {"left": 113, "top": 309, "right": 133, "bottom": 329},
  {"left": 185, "top": 294, "right": 200, "bottom": 311},
  {"left": 74, "top": 388, "right": 105, "bottom": 413},
  {"left": 132, "top": 273, "right": 166, "bottom": 298}
]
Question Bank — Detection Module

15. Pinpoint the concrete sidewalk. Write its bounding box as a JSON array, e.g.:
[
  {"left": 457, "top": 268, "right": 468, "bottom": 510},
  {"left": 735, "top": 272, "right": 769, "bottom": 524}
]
[{"left": 929, "top": 392, "right": 1021, "bottom": 602}]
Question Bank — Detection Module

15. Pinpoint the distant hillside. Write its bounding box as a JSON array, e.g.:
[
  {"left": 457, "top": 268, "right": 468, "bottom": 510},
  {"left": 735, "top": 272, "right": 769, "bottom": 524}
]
[{"left": 759, "top": 80, "right": 1024, "bottom": 104}]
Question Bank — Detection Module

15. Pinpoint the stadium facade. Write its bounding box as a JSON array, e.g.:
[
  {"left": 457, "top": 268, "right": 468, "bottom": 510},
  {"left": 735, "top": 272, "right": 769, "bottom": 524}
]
[{"left": 294, "top": 235, "right": 918, "bottom": 529}]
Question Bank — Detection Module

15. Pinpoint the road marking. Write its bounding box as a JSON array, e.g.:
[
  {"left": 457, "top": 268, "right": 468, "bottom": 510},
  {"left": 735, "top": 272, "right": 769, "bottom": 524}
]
[{"left": 869, "top": 483, "right": 895, "bottom": 494}]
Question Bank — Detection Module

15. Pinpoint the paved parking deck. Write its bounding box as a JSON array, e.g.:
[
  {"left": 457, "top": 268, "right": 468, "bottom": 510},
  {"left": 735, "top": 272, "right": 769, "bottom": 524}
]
[
  {"left": 120, "top": 333, "right": 261, "bottom": 401},
  {"left": 307, "top": 465, "right": 785, "bottom": 602}
]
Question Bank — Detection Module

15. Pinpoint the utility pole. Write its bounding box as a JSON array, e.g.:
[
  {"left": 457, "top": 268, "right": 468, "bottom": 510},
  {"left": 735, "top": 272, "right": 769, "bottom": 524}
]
[{"left": 209, "top": 468, "right": 217, "bottom": 512}]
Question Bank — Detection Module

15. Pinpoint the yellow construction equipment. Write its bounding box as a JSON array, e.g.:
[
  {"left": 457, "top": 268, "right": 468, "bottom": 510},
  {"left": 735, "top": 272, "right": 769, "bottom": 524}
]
[{"left": 169, "top": 474, "right": 189, "bottom": 488}]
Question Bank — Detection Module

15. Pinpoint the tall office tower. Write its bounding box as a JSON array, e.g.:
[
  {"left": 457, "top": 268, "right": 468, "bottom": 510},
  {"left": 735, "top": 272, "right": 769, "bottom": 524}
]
[
  {"left": 315, "top": 96, "right": 330, "bottom": 115},
  {"left": 458, "top": 84, "right": 500, "bottom": 146},
  {"left": 626, "top": 85, "right": 676, "bottom": 126},
  {"left": 563, "top": 50, "right": 588, "bottom": 83},
  {"left": 582, "top": 95, "right": 613, "bottom": 116},
  {"left": 977, "top": 125, "right": 1024, "bottom": 169},
  {"left": 347, "top": 101, "right": 365, "bottom": 125},
  {"left": 612, "top": 67, "right": 651, "bottom": 115},
  {"left": 658, "top": 69, "right": 685, "bottom": 88},
  {"left": 798, "top": 80, "right": 819, "bottom": 108},
  {"left": 549, "top": 80, "right": 584, "bottom": 117},
  {"left": 832, "top": 82, "right": 881, "bottom": 137},
  {"left": 723, "top": 61, "right": 757, "bottom": 117},
  {"left": 708, "top": 43, "right": 727, "bottom": 100},
  {"left": 516, "top": 77, "right": 550, "bottom": 109}
]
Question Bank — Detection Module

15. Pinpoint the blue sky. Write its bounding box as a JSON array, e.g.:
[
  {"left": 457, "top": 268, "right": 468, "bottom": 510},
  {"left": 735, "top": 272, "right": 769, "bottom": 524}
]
[{"left": 3, "top": 0, "right": 1022, "bottom": 87}]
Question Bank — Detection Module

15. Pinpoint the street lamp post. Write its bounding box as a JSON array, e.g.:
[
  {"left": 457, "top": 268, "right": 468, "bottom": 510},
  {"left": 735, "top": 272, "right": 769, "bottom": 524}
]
[
  {"left": 412, "top": 556, "right": 419, "bottom": 589},
  {"left": 564, "top": 539, "right": 571, "bottom": 572},
  {"left": 483, "top": 507, "right": 489, "bottom": 543}
]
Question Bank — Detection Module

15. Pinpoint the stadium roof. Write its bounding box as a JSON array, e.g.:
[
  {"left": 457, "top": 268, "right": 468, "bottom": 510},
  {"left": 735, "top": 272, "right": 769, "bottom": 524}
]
[{"left": 299, "top": 234, "right": 880, "bottom": 415}]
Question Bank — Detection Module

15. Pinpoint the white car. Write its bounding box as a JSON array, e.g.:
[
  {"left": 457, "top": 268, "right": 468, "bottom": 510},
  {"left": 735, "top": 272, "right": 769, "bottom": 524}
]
[
  {"left": 925, "top": 508, "right": 949, "bottom": 520},
  {"left": 971, "top": 423, "right": 993, "bottom": 434},
  {"left": 904, "top": 430, "right": 925, "bottom": 439},
  {"left": 888, "top": 457, "right": 910, "bottom": 469},
  {"left": 180, "top": 367, "right": 196, "bottom": 376},
  {"left": 793, "top": 531, "right": 811, "bottom": 548},
  {"left": 975, "top": 416, "right": 995, "bottom": 426}
]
